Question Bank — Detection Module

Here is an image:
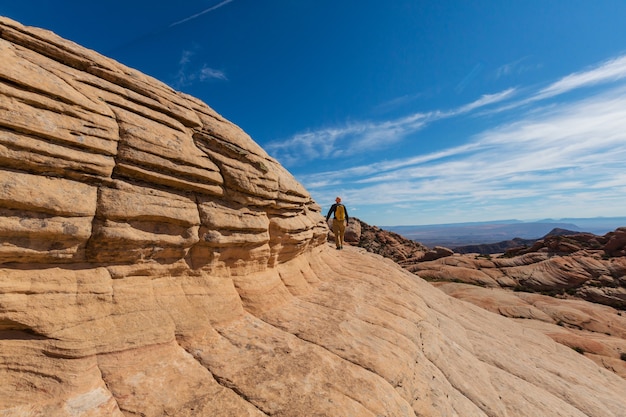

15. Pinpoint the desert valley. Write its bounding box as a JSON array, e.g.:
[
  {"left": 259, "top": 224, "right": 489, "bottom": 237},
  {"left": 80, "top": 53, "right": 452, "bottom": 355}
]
[{"left": 1, "top": 16, "right": 626, "bottom": 417}]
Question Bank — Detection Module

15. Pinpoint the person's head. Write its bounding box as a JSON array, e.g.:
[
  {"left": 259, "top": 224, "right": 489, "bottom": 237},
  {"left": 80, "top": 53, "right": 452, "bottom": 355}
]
[{"left": 335, "top": 196, "right": 341, "bottom": 203}]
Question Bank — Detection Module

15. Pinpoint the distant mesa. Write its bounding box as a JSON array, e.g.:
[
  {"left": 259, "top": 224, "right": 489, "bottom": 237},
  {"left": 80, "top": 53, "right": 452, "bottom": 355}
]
[{"left": 453, "top": 227, "right": 582, "bottom": 255}]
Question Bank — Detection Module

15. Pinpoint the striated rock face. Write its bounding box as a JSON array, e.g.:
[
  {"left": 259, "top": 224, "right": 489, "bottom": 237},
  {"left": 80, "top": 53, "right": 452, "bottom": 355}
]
[
  {"left": 412, "top": 235, "right": 626, "bottom": 309},
  {"left": 0, "top": 17, "right": 326, "bottom": 273},
  {"left": 432, "top": 282, "right": 626, "bottom": 379},
  {"left": 353, "top": 220, "right": 626, "bottom": 380},
  {"left": 2, "top": 17, "right": 626, "bottom": 417},
  {"left": 411, "top": 244, "right": 626, "bottom": 379}
]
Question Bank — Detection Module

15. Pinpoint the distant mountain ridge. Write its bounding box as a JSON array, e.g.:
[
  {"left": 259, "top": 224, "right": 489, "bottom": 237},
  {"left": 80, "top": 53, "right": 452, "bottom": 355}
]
[
  {"left": 452, "top": 228, "right": 580, "bottom": 254},
  {"left": 384, "top": 217, "right": 626, "bottom": 248}
]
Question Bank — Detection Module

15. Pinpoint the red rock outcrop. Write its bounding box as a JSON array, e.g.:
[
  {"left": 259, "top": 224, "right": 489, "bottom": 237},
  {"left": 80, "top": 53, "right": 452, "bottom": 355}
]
[
  {"left": 2, "top": 17, "right": 626, "bottom": 417},
  {"left": 354, "top": 220, "right": 626, "bottom": 379},
  {"left": 350, "top": 218, "right": 440, "bottom": 264},
  {"left": 414, "top": 242, "right": 626, "bottom": 378},
  {"left": 412, "top": 238, "right": 626, "bottom": 309}
]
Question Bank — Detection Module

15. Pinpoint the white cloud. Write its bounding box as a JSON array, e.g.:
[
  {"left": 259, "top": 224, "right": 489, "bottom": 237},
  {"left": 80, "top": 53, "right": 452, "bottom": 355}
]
[
  {"left": 292, "top": 54, "right": 626, "bottom": 224},
  {"left": 268, "top": 87, "right": 515, "bottom": 166},
  {"left": 373, "top": 93, "right": 424, "bottom": 114},
  {"left": 487, "top": 53, "right": 626, "bottom": 115},
  {"left": 495, "top": 57, "right": 526, "bottom": 78},
  {"left": 455, "top": 88, "right": 517, "bottom": 114},
  {"left": 455, "top": 63, "right": 484, "bottom": 93},
  {"left": 478, "top": 85, "right": 626, "bottom": 150},
  {"left": 266, "top": 113, "right": 430, "bottom": 165},
  {"left": 179, "top": 50, "right": 193, "bottom": 65},
  {"left": 200, "top": 66, "right": 227, "bottom": 81},
  {"left": 173, "top": 50, "right": 227, "bottom": 88},
  {"left": 537, "top": 54, "right": 626, "bottom": 99},
  {"left": 494, "top": 56, "right": 542, "bottom": 79}
]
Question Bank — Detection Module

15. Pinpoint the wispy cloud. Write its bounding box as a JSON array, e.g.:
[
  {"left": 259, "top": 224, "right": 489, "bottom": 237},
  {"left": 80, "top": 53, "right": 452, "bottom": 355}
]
[
  {"left": 495, "top": 57, "right": 527, "bottom": 79},
  {"left": 281, "top": 53, "right": 626, "bottom": 223},
  {"left": 266, "top": 112, "right": 431, "bottom": 165},
  {"left": 173, "top": 49, "right": 227, "bottom": 89},
  {"left": 373, "top": 92, "right": 425, "bottom": 114},
  {"left": 268, "top": 87, "right": 515, "bottom": 165},
  {"left": 455, "top": 88, "right": 517, "bottom": 114},
  {"left": 494, "top": 56, "right": 542, "bottom": 79},
  {"left": 485, "top": 54, "right": 626, "bottom": 115},
  {"left": 199, "top": 66, "right": 227, "bottom": 81},
  {"left": 300, "top": 143, "right": 480, "bottom": 187},
  {"left": 537, "top": 54, "right": 626, "bottom": 99},
  {"left": 170, "top": 0, "right": 235, "bottom": 28},
  {"left": 455, "top": 63, "right": 484, "bottom": 93}
]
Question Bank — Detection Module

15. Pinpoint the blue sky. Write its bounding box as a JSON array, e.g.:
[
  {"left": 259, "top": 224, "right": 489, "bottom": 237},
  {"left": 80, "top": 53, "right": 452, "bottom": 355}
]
[{"left": 3, "top": 1, "right": 626, "bottom": 226}]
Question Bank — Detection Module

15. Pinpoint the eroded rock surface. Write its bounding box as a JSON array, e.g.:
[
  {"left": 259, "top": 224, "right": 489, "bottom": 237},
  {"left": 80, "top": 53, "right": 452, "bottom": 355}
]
[
  {"left": 353, "top": 219, "right": 626, "bottom": 380},
  {"left": 411, "top": 240, "right": 626, "bottom": 309},
  {"left": 2, "top": 17, "right": 626, "bottom": 417},
  {"left": 351, "top": 218, "right": 430, "bottom": 263},
  {"left": 0, "top": 17, "right": 326, "bottom": 272},
  {"left": 432, "top": 282, "right": 626, "bottom": 378}
]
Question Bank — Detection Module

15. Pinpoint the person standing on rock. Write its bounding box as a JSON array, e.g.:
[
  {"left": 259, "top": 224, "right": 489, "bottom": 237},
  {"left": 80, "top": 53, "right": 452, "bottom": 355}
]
[{"left": 325, "top": 196, "right": 349, "bottom": 250}]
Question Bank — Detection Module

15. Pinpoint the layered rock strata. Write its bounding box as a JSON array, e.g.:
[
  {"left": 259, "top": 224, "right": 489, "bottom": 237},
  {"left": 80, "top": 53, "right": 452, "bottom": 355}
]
[
  {"left": 2, "top": 17, "right": 626, "bottom": 417},
  {"left": 352, "top": 219, "right": 626, "bottom": 380},
  {"left": 0, "top": 17, "right": 326, "bottom": 273},
  {"left": 433, "top": 281, "right": 626, "bottom": 379},
  {"left": 412, "top": 238, "right": 626, "bottom": 309}
]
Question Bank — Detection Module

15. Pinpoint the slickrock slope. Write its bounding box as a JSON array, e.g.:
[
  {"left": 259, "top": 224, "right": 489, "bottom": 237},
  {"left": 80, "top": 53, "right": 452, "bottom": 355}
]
[
  {"left": 411, "top": 232, "right": 626, "bottom": 379},
  {"left": 2, "top": 17, "right": 626, "bottom": 416},
  {"left": 432, "top": 282, "right": 626, "bottom": 379},
  {"left": 354, "top": 221, "right": 626, "bottom": 380}
]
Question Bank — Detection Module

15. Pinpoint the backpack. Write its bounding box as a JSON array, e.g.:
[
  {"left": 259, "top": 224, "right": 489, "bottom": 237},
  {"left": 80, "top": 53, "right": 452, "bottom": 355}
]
[{"left": 335, "top": 204, "right": 346, "bottom": 221}]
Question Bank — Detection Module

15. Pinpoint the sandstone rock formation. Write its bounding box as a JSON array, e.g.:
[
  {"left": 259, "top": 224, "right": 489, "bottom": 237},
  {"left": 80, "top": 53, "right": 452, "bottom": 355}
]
[
  {"left": 432, "top": 281, "right": 626, "bottom": 379},
  {"left": 354, "top": 219, "right": 626, "bottom": 310},
  {"left": 412, "top": 232, "right": 626, "bottom": 309},
  {"left": 2, "top": 17, "right": 626, "bottom": 417},
  {"left": 411, "top": 235, "right": 626, "bottom": 379},
  {"left": 353, "top": 219, "right": 626, "bottom": 380},
  {"left": 349, "top": 218, "right": 430, "bottom": 263}
]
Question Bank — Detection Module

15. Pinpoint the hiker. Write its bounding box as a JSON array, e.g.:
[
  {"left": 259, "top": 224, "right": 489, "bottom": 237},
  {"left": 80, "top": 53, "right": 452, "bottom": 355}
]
[{"left": 325, "top": 196, "right": 349, "bottom": 249}]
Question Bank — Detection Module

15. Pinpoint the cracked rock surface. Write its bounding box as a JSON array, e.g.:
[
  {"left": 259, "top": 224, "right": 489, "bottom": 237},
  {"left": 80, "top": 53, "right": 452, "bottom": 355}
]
[{"left": 2, "top": 17, "right": 626, "bottom": 416}]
